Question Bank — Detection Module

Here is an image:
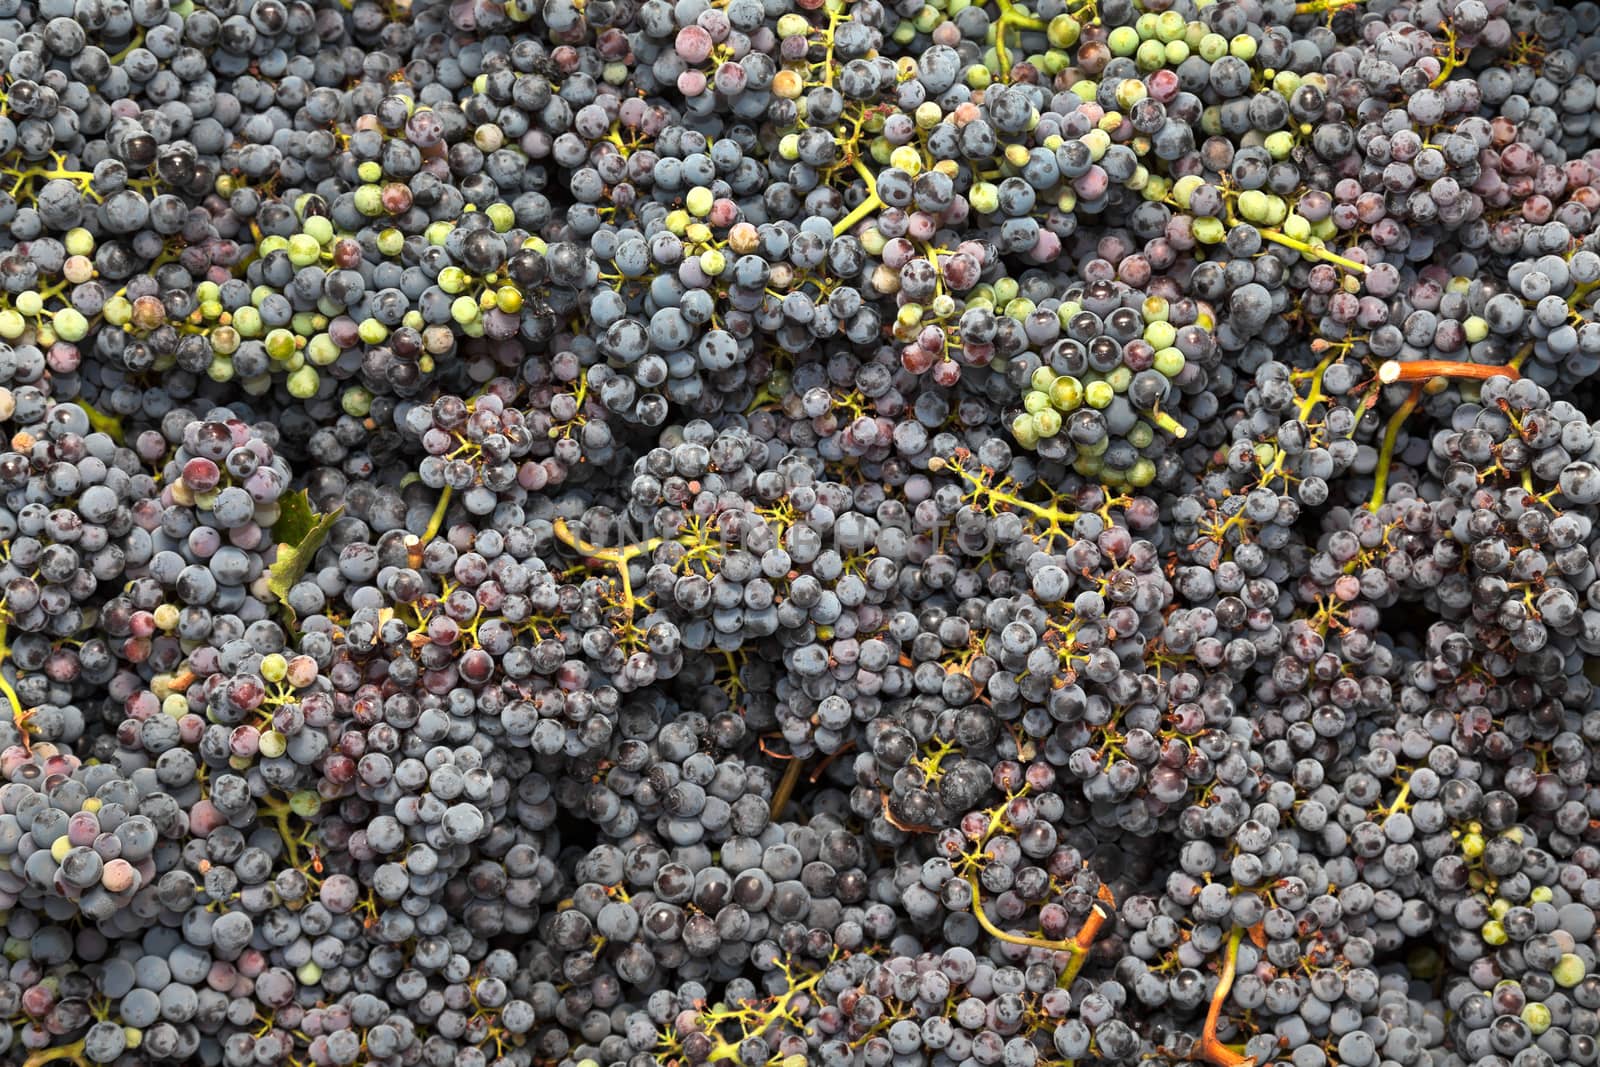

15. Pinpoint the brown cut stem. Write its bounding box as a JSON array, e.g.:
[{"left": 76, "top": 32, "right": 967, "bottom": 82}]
[{"left": 1377, "top": 359, "right": 1520, "bottom": 385}]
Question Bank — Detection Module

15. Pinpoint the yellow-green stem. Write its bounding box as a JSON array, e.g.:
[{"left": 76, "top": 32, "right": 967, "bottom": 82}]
[
  {"left": 833, "top": 159, "right": 883, "bottom": 237},
  {"left": 421, "top": 485, "right": 452, "bottom": 542},
  {"left": 1368, "top": 384, "right": 1422, "bottom": 511},
  {"left": 1260, "top": 230, "right": 1369, "bottom": 274}
]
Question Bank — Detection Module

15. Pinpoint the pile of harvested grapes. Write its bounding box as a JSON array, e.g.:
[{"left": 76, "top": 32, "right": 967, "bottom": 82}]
[{"left": 0, "top": 0, "right": 1598, "bottom": 1064}]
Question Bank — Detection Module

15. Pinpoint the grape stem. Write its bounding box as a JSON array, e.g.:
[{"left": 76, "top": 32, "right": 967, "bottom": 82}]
[
  {"left": 1258, "top": 229, "right": 1369, "bottom": 274},
  {"left": 24, "top": 1041, "right": 90, "bottom": 1067},
  {"left": 770, "top": 757, "right": 804, "bottom": 820},
  {"left": 1198, "top": 926, "right": 1255, "bottom": 1067},
  {"left": 0, "top": 619, "right": 29, "bottom": 751},
  {"left": 1368, "top": 384, "right": 1422, "bottom": 511},
  {"left": 420, "top": 485, "right": 452, "bottom": 542},
  {"left": 965, "top": 872, "right": 1114, "bottom": 966},
  {"left": 991, "top": 0, "right": 1046, "bottom": 80},
  {"left": 833, "top": 159, "right": 883, "bottom": 237},
  {"left": 1377, "top": 359, "right": 1519, "bottom": 385},
  {"left": 551, "top": 518, "right": 667, "bottom": 633}
]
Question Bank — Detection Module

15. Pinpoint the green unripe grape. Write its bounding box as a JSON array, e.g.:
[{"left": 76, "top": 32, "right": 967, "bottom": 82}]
[
  {"left": 1107, "top": 366, "right": 1132, "bottom": 393},
  {"left": 1489, "top": 897, "right": 1511, "bottom": 919},
  {"left": 0, "top": 310, "right": 23, "bottom": 339},
  {"left": 307, "top": 334, "right": 340, "bottom": 366},
  {"left": 1081, "top": 128, "right": 1110, "bottom": 160},
  {"left": 486, "top": 203, "right": 515, "bottom": 232},
  {"left": 992, "top": 277, "right": 1020, "bottom": 305},
  {"left": 1264, "top": 131, "right": 1295, "bottom": 160},
  {"left": 265, "top": 329, "right": 297, "bottom": 361},
  {"left": 1154, "top": 348, "right": 1186, "bottom": 377},
  {"left": 912, "top": 6, "right": 940, "bottom": 32},
  {"left": 1070, "top": 79, "right": 1098, "bottom": 102},
  {"left": 1144, "top": 321, "right": 1176, "bottom": 349},
  {"left": 52, "top": 308, "right": 88, "bottom": 342},
  {"left": 1128, "top": 458, "right": 1156, "bottom": 487},
  {"left": 358, "top": 318, "right": 388, "bottom": 345},
  {"left": 206, "top": 356, "right": 233, "bottom": 381},
  {"left": 969, "top": 182, "right": 1000, "bottom": 214},
  {"left": 1004, "top": 298, "right": 1035, "bottom": 321},
  {"left": 1024, "top": 390, "right": 1051, "bottom": 414},
  {"left": 1049, "top": 376, "right": 1083, "bottom": 410},
  {"left": 257, "top": 235, "right": 289, "bottom": 256},
  {"left": 14, "top": 291, "right": 41, "bottom": 317},
  {"left": 1034, "top": 408, "right": 1062, "bottom": 437},
  {"left": 1085, "top": 380, "right": 1115, "bottom": 408},
  {"left": 1273, "top": 71, "right": 1301, "bottom": 96},
  {"left": 1047, "top": 14, "right": 1080, "bottom": 47},
  {"left": 1522, "top": 1004, "right": 1551, "bottom": 1035},
  {"left": 1238, "top": 189, "right": 1270, "bottom": 222},
  {"left": 259, "top": 730, "right": 287, "bottom": 759},
  {"left": 1164, "top": 40, "right": 1190, "bottom": 64},
  {"left": 686, "top": 187, "right": 714, "bottom": 218},
  {"left": 232, "top": 307, "right": 262, "bottom": 337},
  {"left": 287, "top": 234, "right": 321, "bottom": 267},
  {"left": 450, "top": 297, "right": 481, "bottom": 325},
  {"left": 210, "top": 326, "right": 239, "bottom": 356},
  {"left": 357, "top": 161, "right": 383, "bottom": 183},
  {"left": 1107, "top": 26, "right": 1139, "bottom": 55},
  {"left": 302, "top": 216, "right": 334, "bottom": 246},
  {"left": 1480, "top": 920, "right": 1506, "bottom": 946},
  {"left": 1184, "top": 21, "right": 1207, "bottom": 48},
  {"left": 1135, "top": 13, "right": 1157, "bottom": 38},
  {"left": 341, "top": 386, "right": 373, "bottom": 418},
  {"left": 286, "top": 365, "right": 319, "bottom": 398},
  {"left": 1127, "top": 421, "right": 1154, "bottom": 449},
  {"left": 1281, "top": 213, "right": 1313, "bottom": 241},
  {"left": 1554, "top": 955, "right": 1587, "bottom": 987},
  {"left": 438, "top": 266, "right": 469, "bottom": 294},
  {"left": 1072, "top": 455, "right": 1101, "bottom": 478},
  {"left": 1155, "top": 10, "right": 1186, "bottom": 40},
  {"left": 1262, "top": 195, "right": 1288, "bottom": 226},
  {"left": 1031, "top": 366, "right": 1057, "bottom": 392},
  {"left": 353, "top": 184, "right": 384, "bottom": 216},
  {"left": 1012, "top": 413, "right": 1039, "bottom": 449},
  {"left": 1193, "top": 217, "right": 1226, "bottom": 244},
  {"left": 1198, "top": 33, "right": 1228, "bottom": 61},
  {"left": 64, "top": 228, "right": 95, "bottom": 256},
  {"left": 1229, "top": 33, "right": 1257, "bottom": 60},
  {"left": 1171, "top": 174, "right": 1204, "bottom": 209},
  {"left": 1136, "top": 40, "right": 1166, "bottom": 70},
  {"left": 1463, "top": 316, "right": 1489, "bottom": 343},
  {"left": 1116, "top": 79, "right": 1147, "bottom": 109},
  {"left": 1080, "top": 435, "right": 1109, "bottom": 457}
]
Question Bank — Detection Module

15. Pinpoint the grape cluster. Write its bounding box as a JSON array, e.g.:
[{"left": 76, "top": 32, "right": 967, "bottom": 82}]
[{"left": 5, "top": 0, "right": 1600, "bottom": 1065}]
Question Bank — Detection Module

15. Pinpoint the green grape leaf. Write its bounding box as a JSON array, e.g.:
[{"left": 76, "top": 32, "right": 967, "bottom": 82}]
[{"left": 267, "top": 491, "right": 342, "bottom": 619}]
